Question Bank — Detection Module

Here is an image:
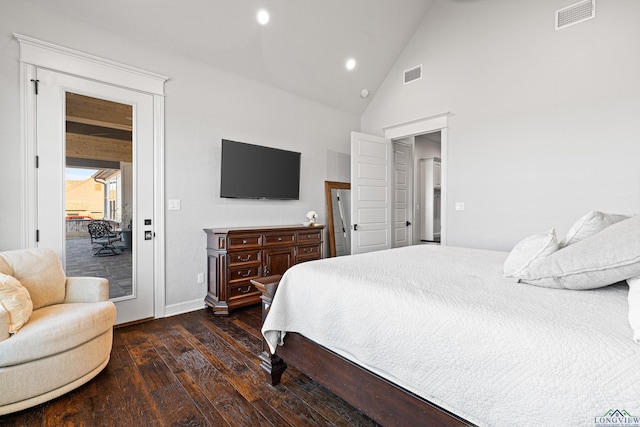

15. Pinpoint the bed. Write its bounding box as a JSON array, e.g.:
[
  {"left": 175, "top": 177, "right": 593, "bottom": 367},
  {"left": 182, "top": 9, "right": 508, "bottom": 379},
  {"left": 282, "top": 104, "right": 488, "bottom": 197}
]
[{"left": 261, "top": 242, "right": 640, "bottom": 426}]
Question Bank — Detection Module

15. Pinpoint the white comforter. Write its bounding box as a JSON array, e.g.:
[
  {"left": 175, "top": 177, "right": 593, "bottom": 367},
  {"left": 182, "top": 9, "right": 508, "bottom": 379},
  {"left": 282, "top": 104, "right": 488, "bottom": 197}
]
[{"left": 262, "top": 245, "right": 640, "bottom": 427}]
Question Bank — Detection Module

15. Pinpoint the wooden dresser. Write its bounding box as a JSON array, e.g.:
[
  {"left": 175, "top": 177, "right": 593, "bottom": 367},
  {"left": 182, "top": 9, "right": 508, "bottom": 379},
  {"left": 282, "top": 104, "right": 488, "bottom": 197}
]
[{"left": 204, "top": 224, "right": 324, "bottom": 316}]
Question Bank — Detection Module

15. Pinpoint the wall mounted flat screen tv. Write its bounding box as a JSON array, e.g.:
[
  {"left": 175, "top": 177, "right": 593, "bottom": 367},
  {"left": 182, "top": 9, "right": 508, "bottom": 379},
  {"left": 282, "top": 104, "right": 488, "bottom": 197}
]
[{"left": 220, "top": 139, "right": 301, "bottom": 200}]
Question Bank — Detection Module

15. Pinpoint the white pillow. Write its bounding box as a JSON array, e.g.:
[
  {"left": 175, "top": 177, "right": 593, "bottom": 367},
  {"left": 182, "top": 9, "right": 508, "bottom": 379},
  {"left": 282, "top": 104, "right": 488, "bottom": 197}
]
[
  {"left": 0, "top": 248, "right": 65, "bottom": 310},
  {"left": 518, "top": 215, "right": 640, "bottom": 290},
  {"left": 628, "top": 276, "right": 640, "bottom": 343},
  {"left": 0, "top": 273, "right": 33, "bottom": 334},
  {"left": 503, "top": 228, "right": 558, "bottom": 277},
  {"left": 559, "top": 211, "right": 630, "bottom": 248}
]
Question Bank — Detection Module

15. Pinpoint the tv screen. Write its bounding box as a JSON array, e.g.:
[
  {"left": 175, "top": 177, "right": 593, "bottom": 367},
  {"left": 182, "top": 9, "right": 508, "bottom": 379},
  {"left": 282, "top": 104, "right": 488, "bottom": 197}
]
[{"left": 220, "top": 139, "right": 301, "bottom": 200}]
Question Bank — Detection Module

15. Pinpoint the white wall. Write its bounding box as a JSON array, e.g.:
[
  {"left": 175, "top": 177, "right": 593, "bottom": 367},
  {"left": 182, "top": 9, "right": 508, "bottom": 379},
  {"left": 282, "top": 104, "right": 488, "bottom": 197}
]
[
  {"left": 362, "top": 0, "right": 640, "bottom": 250},
  {"left": 0, "top": 2, "right": 357, "bottom": 307},
  {"left": 414, "top": 133, "right": 441, "bottom": 161}
]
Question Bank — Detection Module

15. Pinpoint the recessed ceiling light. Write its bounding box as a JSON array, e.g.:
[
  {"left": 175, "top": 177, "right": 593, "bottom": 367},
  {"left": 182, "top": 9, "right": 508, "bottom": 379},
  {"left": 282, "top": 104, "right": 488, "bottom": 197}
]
[
  {"left": 346, "top": 58, "right": 356, "bottom": 71},
  {"left": 257, "top": 9, "right": 270, "bottom": 25}
]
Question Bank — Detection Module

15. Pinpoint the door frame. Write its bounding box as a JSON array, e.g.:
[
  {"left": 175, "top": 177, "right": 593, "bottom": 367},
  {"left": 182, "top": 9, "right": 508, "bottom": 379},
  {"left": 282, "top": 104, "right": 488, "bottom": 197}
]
[
  {"left": 383, "top": 113, "right": 449, "bottom": 245},
  {"left": 15, "top": 33, "right": 169, "bottom": 319}
]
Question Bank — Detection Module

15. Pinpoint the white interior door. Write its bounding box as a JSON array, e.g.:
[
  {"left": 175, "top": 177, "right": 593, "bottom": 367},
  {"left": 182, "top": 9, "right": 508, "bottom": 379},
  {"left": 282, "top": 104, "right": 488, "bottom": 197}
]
[
  {"left": 392, "top": 141, "right": 413, "bottom": 248},
  {"left": 350, "top": 132, "right": 392, "bottom": 254},
  {"left": 35, "top": 68, "right": 154, "bottom": 324}
]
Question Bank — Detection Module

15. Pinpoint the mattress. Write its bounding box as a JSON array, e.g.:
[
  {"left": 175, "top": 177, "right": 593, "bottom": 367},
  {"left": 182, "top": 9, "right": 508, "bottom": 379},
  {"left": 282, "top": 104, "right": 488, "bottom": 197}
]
[{"left": 262, "top": 245, "right": 640, "bottom": 427}]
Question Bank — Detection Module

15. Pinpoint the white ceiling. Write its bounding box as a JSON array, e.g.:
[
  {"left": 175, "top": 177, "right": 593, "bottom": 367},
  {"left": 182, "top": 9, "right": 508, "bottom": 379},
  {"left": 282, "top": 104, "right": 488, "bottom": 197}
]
[{"left": 22, "top": 0, "right": 433, "bottom": 115}]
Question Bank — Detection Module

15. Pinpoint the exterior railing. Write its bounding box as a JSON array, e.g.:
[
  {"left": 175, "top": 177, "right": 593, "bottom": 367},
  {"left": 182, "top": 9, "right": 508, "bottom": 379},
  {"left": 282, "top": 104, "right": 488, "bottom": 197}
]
[{"left": 66, "top": 218, "right": 120, "bottom": 238}]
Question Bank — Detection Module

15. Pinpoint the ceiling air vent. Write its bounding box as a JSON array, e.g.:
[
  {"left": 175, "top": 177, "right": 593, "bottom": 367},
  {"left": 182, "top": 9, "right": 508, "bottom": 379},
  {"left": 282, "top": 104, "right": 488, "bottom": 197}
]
[
  {"left": 404, "top": 65, "right": 422, "bottom": 85},
  {"left": 556, "top": 0, "right": 595, "bottom": 31}
]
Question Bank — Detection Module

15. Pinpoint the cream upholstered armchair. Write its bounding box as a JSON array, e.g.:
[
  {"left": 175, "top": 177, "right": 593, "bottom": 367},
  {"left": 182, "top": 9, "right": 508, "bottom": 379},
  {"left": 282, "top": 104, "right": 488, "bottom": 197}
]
[{"left": 0, "top": 248, "right": 116, "bottom": 415}]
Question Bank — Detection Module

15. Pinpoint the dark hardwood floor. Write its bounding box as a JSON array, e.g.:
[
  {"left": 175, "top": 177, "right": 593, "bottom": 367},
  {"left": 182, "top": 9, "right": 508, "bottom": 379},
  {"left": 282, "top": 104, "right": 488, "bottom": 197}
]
[{"left": 0, "top": 305, "right": 379, "bottom": 427}]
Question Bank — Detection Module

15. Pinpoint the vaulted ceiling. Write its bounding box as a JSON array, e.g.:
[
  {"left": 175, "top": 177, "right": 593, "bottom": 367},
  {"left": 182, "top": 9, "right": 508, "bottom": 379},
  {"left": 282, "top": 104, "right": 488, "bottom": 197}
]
[{"left": 23, "top": 0, "right": 433, "bottom": 115}]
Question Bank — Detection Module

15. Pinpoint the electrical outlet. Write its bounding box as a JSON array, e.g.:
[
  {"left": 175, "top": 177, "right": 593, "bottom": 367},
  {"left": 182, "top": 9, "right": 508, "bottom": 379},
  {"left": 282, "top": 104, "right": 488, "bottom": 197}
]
[
  {"left": 455, "top": 202, "right": 465, "bottom": 211},
  {"left": 197, "top": 273, "right": 204, "bottom": 284}
]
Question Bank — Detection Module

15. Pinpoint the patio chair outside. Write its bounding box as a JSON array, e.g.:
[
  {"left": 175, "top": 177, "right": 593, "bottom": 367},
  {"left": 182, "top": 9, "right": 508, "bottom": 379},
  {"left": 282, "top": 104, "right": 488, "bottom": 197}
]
[{"left": 87, "top": 220, "right": 121, "bottom": 256}]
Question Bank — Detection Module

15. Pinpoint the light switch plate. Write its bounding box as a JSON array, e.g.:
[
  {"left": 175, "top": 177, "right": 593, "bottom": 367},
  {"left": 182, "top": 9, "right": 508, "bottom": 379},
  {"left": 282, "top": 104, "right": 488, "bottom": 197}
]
[
  {"left": 168, "top": 199, "right": 181, "bottom": 211},
  {"left": 455, "top": 202, "right": 465, "bottom": 211}
]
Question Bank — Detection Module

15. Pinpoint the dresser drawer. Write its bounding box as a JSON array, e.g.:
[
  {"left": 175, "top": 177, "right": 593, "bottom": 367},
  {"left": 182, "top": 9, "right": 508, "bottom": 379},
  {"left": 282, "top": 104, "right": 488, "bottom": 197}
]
[
  {"left": 296, "top": 244, "right": 321, "bottom": 262},
  {"left": 297, "top": 230, "right": 322, "bottom": 244},
  {"left": 228, "top": 234, "right": 262, "bottom": 250},
  {"left": 227, "top": 250, "right": 261, "bottom": 266},
  {"left": 263, "top": 232, "right": 296, "bottom": 246},
  {"left": 228, "top": 266, "right": 261, "bottom": 283},
  {"left": 228, "top": 282, "right": 259, "bottom": 298}
]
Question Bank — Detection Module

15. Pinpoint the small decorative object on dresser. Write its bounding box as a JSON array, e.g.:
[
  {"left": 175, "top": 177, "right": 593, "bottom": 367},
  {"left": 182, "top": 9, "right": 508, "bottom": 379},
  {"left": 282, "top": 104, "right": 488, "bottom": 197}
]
[
  {"left": 305, "top": 210, "right": 317, "bottom": 225},
  {"left": 203, "top": 224, "right": 324, "bottom": 316}
]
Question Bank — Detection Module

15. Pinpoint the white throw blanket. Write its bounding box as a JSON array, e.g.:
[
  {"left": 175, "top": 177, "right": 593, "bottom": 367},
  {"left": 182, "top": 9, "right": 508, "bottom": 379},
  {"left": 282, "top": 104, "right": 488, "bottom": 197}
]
[{"left": 263, "top": 245, "right": 640, "bottom": 427}]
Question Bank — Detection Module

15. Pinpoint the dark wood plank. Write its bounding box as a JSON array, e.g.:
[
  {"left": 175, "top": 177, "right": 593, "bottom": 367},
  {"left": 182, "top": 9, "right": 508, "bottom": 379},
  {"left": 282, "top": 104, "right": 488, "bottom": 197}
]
[
  {"left": 133, "top": 320, "right": 219, "bottom": 427},
  {"left": 150, "top": 381, "right": 210, "bottom": 427},
  {"left": 90, "top": 342, "right": 158, "bottom": 426},
  {"left": 206, "top": 311, "right": 263, "bottom": 355},
  {"left": 185, "top": 314, "right": 348, "bottom": 427},
  {"left": 150, "top": 320, "right": 278, "bottom": 426},
  {"left": 231, "top": 310, "right": 263, "bottom": 339},
  {"left": 128, "top": 340, "right": 178, "bottom": 392},
  {"left": 41, "top": 382, "right": 99, "bottom": 426},
  {"left": 0, "top": 306, "right": 378, "bottom": 427},
  {"left": 173, "top": 370, "right": 232, "bottom": 427},
  {"left": 0, "top": 404, "right": 44, "bottom": 427}
]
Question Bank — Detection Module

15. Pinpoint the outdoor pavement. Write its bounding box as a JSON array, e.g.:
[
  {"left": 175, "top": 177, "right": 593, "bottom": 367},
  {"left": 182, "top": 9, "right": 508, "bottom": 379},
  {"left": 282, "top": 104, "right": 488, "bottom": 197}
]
[{"left": 65, "top": 237, "right": 132, "bottom": 299}]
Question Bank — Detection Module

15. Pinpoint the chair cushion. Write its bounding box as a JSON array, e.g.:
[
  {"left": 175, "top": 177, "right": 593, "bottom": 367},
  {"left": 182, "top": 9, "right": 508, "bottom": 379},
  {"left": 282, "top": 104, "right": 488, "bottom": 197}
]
[
  {"left": 0, "top": 273, "right": 33, "bottom": 334},
  {"left": 0, "top": 249, "right": 66, "bottom": 310},
  {"left": 0, "top": 301, "right": 116, "bottom": 367}
]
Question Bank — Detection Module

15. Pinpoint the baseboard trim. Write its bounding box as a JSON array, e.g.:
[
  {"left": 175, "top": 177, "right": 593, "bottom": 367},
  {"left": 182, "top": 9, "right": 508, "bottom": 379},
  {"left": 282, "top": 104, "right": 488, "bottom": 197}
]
[{"left": 164, "top": 298, "right": 206, "bottom": 317}]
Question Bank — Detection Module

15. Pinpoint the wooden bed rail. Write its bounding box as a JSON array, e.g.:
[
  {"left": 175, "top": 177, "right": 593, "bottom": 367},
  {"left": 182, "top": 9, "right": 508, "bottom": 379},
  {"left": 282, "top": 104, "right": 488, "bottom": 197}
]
[{"left": 252, "top": 275, "right": 471, "bottom": 427}]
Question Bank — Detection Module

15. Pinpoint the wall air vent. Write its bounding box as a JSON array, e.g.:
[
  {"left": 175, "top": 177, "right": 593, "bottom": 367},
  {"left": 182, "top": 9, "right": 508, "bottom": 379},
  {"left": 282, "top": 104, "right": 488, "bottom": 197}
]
[
  {"left": 556, "top": 0, "right": 595, "bottom": 31},
  {"left": 403, "top": 65, "right": 422, "bottom": 85}
]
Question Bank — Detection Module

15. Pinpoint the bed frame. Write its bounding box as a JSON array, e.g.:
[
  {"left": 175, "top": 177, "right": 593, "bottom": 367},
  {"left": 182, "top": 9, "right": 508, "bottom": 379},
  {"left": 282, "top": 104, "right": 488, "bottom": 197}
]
[{"left": 252, "top": 276, "right": 470, "bottom": 427}]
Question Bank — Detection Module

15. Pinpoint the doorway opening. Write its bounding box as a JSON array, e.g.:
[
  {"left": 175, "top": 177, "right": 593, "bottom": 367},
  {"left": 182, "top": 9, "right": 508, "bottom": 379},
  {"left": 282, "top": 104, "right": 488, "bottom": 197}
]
[
  {"left": 350, "top": 118, "right": 448, "bottom": 254},
  {"left": 390, "top": 131, "right": 442, "bottom": 247},
  {"left": 414, "top": 132, "right": 442, "bottom": 245},
  {"left": 64, "top": 92, "right": 133, "bottom": 299}
]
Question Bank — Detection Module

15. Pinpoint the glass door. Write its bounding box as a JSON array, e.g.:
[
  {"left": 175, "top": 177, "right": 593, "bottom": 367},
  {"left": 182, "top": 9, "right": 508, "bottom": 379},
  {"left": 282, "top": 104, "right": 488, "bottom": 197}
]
[
  {"left": 64, "top": 92, "right": 134, "bottom": 299},
  {"left": 36, "top": 68, "right": 155, "bottom": 324}
]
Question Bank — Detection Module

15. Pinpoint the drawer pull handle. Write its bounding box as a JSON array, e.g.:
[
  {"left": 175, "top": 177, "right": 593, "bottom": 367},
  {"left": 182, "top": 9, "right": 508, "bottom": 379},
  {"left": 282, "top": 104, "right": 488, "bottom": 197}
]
[
  {"left": 307, "top": 235, "right": 311, "bottom": 238},
  {"left": 277, "top": 237, "right": 282, "bottom": 241},
  {"left": 239, "top": 270, "right": 251, "bottom": 277},
  {"left": 237, "top": 286, "right": 252, "bottom": 294},
  {"left": 304, "top": 248, "right": 313, "bottom": 253},
  {"left": 242, "top": 239, "right": 247, "bottom": 244},
  {"left": 239, "top": 255, "right": 251, "bottom": 262}
]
